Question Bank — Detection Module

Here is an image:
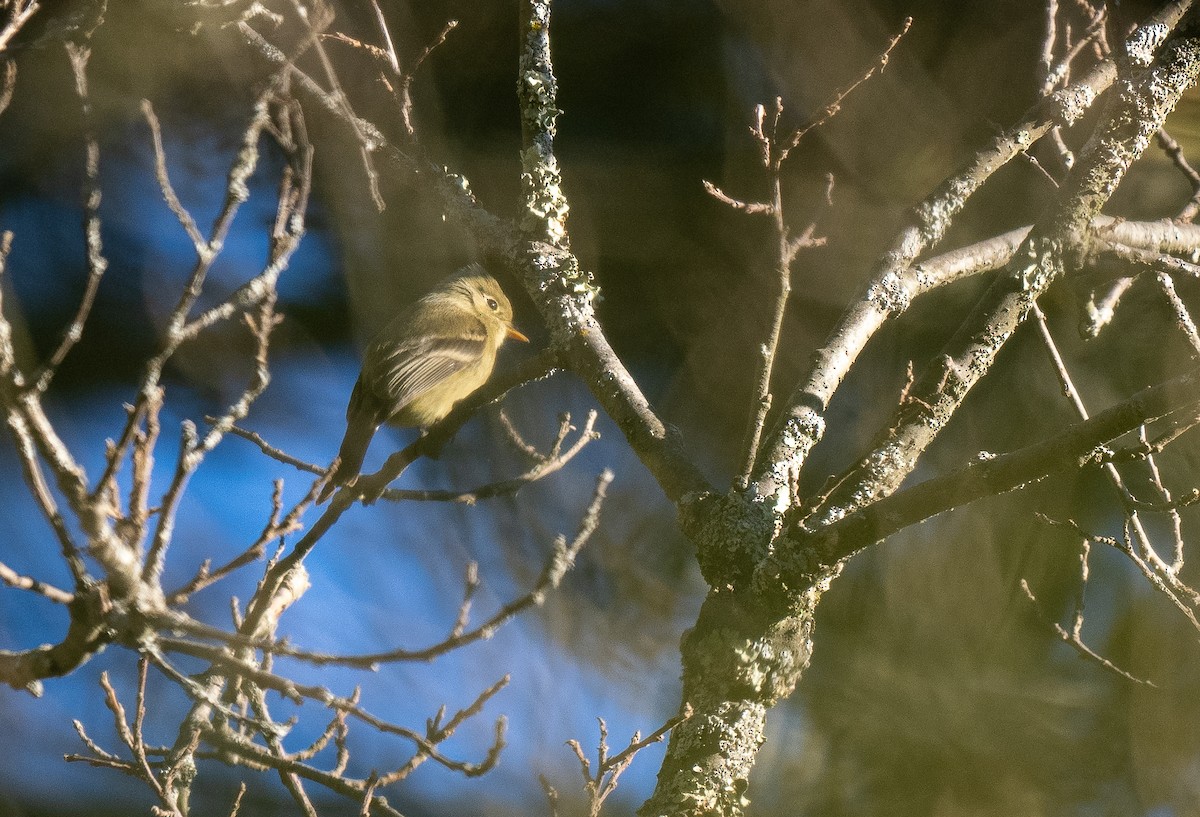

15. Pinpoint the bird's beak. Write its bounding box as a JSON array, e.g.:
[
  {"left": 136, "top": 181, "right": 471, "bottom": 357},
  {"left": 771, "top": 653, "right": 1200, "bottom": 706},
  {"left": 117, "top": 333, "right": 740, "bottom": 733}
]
[{"left": 507, "top": 325, "right": 530, "bottom": 343}]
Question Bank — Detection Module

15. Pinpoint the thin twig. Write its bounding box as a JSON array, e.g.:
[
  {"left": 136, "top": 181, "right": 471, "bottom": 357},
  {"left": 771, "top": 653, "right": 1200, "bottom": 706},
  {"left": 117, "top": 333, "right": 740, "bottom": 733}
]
[
  {"left": 219, "top": 422, "right": 322, "bottom": 472},
  {"left": 1019, "top": 577, "right": 1154, "bottom": 685},
  {"left": 32, "top": 44, "right": 109, "bottom": 393},
  {"left": 142, "top": 100, "right": 206, "bottom": 247},
  {"left": 498, "top": 406, "right": 547, "bottom": 462},
  {"left": 166, "top": 480, "right": 299, "bottom": 605},
  {"left": 386, "top": 11, "right": 458, "bottom": 139},
  {"left": 1081, "top": 277, "right": 1135, "bottom": 338},
  {"left": 287, "top": 0, "right": 384, "bottom": 209},
  {"left": 157, "top": 637, "right": 508, "bottom": 777},
  {"left": 1039, "top": 0, "right": 1060, "bottom": 95},
  {"left": 776, "top": 17, "right": 911, "bottom": 162},
  {"left": 367, "top": 0, "right": 400, "bottom": 75},
  {"left": 208, "top": 469, "right": 614, "bottom": 667},
  {"left": 562, "top": 705, "right": 693, "bottom": 817},
  {"left": 4, "top": 411, "right": 89, "bottom": 588},
  {"left": 1097, "top": 239, "right": 1200, "bottom": 278},
  {"left": 1156, "top": 128, "right": 1200, "bottom": 221},
  {"left": 200, "top": 722, "right": 405, "bottom": 817},
  {"left": 1032, "top": 303, "right": 1200, "bottom": 608},
  {"left": 377, "top": 410, "right": 599, "bottom": 504},
  {"left": 1137, "top": 425, "right": 1188, "bottom": 573}
]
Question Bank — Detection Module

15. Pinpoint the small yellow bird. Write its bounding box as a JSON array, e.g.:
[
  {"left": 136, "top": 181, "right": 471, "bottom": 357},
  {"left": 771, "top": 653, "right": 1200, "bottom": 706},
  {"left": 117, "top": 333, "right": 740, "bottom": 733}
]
[{"left": 320, "top": 264, "right": 528, "bottom": 501}]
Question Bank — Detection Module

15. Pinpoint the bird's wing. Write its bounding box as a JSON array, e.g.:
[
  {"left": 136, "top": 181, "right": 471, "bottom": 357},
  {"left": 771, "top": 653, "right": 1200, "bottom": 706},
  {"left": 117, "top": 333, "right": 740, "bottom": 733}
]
[{"left": 367, "top": 328, "right": 487, "bottom": 415}]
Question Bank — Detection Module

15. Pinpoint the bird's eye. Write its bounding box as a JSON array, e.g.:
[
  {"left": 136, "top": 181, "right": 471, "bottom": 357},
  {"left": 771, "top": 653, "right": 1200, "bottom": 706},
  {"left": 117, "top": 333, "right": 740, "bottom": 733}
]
[{"left": 485, "top": 296, "right": 500, "bottom": 311}]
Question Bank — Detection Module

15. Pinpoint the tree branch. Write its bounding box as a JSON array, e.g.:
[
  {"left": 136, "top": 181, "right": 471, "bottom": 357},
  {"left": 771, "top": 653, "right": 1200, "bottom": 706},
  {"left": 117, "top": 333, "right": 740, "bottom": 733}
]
[
  {"left": 809, "top": 19, "right": 1200, "bottom": 528},
  {"left": 749, "top": 0, "right": 1198, "bottom": 507}
]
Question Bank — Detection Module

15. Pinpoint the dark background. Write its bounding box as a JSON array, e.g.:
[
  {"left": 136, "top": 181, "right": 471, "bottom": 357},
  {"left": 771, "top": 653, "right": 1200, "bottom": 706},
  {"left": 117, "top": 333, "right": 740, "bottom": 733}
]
[{"left": 2, "top": 1, "right": 1200, "bottom": 815}]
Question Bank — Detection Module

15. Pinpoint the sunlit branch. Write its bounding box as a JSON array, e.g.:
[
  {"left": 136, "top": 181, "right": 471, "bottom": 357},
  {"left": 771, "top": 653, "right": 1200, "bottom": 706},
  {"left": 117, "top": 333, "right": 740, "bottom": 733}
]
[
  {"left": 749, "top": 1, "right": 1198, "bottom": 504},
  {"left": 807, "top": 26, "right": 1200, "bottom": 529},
  {"left": 759, "top": 366, "right": 1200, "bottom": 593},
  {"left": 0, "top": 558, "right": 73, "bottom": 604}
]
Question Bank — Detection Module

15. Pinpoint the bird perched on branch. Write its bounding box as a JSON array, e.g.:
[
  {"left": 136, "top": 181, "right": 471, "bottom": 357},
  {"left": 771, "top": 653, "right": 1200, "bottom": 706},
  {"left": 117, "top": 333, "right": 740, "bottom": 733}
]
[{"left": 319, "top": 264, "right": 528, "bottom": 502}]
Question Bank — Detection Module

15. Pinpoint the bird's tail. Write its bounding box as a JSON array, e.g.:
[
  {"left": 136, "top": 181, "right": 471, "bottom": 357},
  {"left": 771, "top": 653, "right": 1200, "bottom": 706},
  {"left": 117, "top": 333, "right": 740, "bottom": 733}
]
[
  {"left": 318, "top": 382, "right": 378, "bottom": 503},
  {"left": 318, "top": 419, "right": 375, "bottom": 502}
]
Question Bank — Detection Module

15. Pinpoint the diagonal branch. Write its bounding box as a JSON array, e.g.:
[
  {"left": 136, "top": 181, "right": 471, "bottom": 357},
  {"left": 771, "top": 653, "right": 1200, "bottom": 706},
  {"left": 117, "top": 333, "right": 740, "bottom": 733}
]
[
  {"left": 807, "top": 20, "right": 1200, "bottom": 529},
  {"left": 749, "top": 0, "right": 1198, "bottom": 507},
  {"left": 756, "top": 365, "right": 1200, "bottom": 595}
]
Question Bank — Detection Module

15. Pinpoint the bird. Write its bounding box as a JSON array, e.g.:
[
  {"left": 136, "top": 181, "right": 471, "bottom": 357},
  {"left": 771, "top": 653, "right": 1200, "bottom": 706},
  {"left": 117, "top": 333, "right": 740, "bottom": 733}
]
[{"left": 319, "top": 264, "right": 528, "bottom": 502}]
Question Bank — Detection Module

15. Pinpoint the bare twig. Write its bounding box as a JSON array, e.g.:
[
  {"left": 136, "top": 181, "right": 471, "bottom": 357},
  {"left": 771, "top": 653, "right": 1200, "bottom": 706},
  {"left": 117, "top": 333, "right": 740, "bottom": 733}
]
[
  {"left": 1155, "top": 271, "right": 1200, "bottom": 353},
  {"left": 1039, "top": 0, "right": 1060, "bottom": 94},
  {"left": 749, "top": 3, "right": 1196, "bottom": 504},
  {"left": 498, "top": 406, "right": 547, "bottom": 461},
  {"left": 200, "top": 722, "right": 405, "bottom": 817},
  {"left": 377, "top": 410, "right": 599, "bottom": 504},
  {"left": 775, "top": 17, "right": 911, "bottom": 162},
  {"left": 1031, "top": 302, "right": 1200, "bottom": 611},
  {"left": 1081, "top": 277, "right": 1135, "bottom": 338},
  {"left": 157, "top": 637, "right": 508, "bottom": 778},
  {"left": 228, "top": 783, "right": 248, "bottom": 817},
  {"left": 1156, "top": 128, "right": 1200, "bottom": 221},
  {"left": 367, "top": 0, "right": 400, "bottom": 75},
  {"left": 166, "top": 480, "right": 300, "bottom": 605},
  {"left": 735, "top": 93, "right": 838, "bottom": 486},
  {"left": 285, "top": 0, "right": 384, "bottom": 209},
  {"left": 239, "top": 469, "right": 614, "bottom": 667},
  {"left": 221, "top": 406, "right": 598, "bottom": 506},
  {"left": 96, "top": 668, "right": 181, "bottom": 815},
  {"left": 1019, "top": 576, "right": 1153, "bottom": 685},
  {"left": 450, "top": 561, "right": 480, "bottom": 639},
  {"left": 719, "top": 27, "right": 905, "bottom": 487},
  {"left": 1137, "top": 425, "right": 1189, "bottom": 573},
  {"left": 142, "top": 96, "right": 309, "bottom": 590},
  {"left": 141, "top": 100, "right": 206, "bottom": 247},
  {"left": 5, "top": 411, "right": 89, "bottom": 588},
  {"left": 398, "top": 17, "right": 457, "bottom": 138},
  {"left": 701, "top": 180, "right": 772, "bottom": 215},
  {"left": 375, "top": 675, "right": 509, "bottom": 785},
  {"left": 1095, "top": 239, "right": 1200, "bottom": 278},
  {"left": 96, "top": 90, "right": 277, "bottom": 534},
  {"left": 562, "top": 706, "right": 694, "bottom": 817},
  {"left": 758, "top": 365, "right": 1200, "bottom": 589},
  {"left": 219, "top": 422, "right": 322, "bottom": 472},
  {"left": 31, "top": 44, "right": 109, "bottom": 393}
]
